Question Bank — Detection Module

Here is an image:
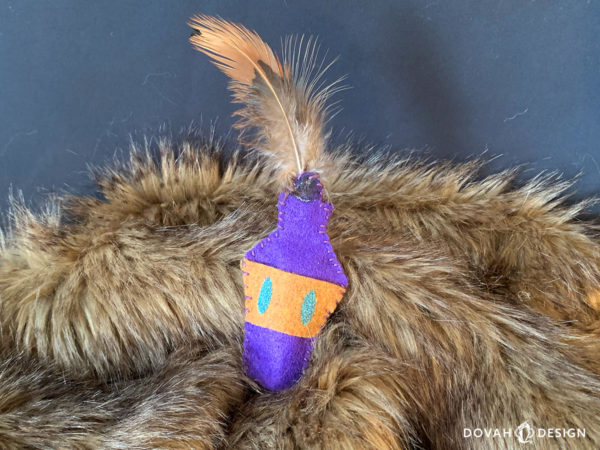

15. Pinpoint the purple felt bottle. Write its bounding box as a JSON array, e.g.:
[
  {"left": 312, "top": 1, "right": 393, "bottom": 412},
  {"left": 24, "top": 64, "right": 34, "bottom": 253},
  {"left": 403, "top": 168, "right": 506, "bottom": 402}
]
[{"left": 241, "top": 173, "right": 348, "bottom": 390}]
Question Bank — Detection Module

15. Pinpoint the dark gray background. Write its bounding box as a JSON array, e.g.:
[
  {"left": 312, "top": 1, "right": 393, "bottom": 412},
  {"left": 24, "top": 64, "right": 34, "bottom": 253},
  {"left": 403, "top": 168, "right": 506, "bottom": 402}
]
[{"left": 1, "top": 1, "right": 599, "bottom": 213}]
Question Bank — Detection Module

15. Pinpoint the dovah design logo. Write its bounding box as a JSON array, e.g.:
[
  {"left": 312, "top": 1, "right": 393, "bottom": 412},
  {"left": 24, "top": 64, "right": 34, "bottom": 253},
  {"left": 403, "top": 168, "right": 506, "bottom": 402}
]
[
  {"left": 515, "top": 422, "right": 534, "bottom": 444},
  {"left": 463, "top": 421, "right": 585, "bottom": 443}
]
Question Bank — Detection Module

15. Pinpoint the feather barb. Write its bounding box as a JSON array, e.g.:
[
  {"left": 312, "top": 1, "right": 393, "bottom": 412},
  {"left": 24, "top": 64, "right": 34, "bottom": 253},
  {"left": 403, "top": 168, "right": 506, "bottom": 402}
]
[{"left": 189, "top": 14, "right": 335, "bottom": 178}]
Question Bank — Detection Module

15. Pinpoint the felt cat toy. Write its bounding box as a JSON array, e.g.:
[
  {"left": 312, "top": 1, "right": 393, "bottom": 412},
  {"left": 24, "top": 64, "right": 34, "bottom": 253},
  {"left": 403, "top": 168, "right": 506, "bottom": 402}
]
[{"left": 189, "top": 16, "right": 348, "bottom": 390}]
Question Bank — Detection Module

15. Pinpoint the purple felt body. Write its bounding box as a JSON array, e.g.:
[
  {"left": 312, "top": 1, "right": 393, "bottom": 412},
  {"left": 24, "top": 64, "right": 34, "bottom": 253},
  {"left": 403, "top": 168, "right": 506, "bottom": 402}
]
[
  {"left": 244, "top": 322, "right": 314, "bottom": 391},
  {"left": 243, "top": 173, "right": 347, "bottom": 390},
  {"left": 245, "top": 191, "right": 348, "bottom": 287}
]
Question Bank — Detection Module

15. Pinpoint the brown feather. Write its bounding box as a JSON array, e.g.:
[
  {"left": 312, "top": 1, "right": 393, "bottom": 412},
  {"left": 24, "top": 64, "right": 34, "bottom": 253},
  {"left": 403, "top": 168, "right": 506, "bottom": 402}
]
[
  {"left": 189, "top": 15, "right": 337, "bottom": 179},
  {"left": 188, "top": 15, "right": 283, "bottom": 86}
]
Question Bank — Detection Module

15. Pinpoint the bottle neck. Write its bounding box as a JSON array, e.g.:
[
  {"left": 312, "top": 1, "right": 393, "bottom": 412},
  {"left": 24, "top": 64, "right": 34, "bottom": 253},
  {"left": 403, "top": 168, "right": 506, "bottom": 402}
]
[{"left": 277, "top": 191, "right": 332, "bottom": 234}]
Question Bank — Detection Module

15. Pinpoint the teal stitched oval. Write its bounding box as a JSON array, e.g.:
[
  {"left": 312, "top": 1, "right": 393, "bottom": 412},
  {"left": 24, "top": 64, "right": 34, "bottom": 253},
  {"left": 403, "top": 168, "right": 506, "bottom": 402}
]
[
  {"left": 257, "top": 277, "right": 272, "bottom": 314},
  {"left": 300, "top": 290, "right": 317, "bottom": 325}
]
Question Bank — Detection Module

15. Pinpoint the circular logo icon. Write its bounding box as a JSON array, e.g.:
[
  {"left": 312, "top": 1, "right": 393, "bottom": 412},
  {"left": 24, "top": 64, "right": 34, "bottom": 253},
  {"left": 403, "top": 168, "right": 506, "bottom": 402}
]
[{"left": 515, "top": 422, "right": 534, "bottom": 444}]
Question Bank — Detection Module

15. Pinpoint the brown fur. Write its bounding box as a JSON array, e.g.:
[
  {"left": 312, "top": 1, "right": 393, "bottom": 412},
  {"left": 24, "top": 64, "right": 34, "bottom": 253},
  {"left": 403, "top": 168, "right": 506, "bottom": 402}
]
[{"left": 0, "top": 138, "right": 599, "bottom": 448}]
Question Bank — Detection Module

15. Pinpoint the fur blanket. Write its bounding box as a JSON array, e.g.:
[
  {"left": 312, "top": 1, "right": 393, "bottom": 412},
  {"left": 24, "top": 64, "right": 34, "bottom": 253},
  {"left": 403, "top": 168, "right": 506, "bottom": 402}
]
[
  {"left": 1, "top": 14, "right": 599, "bottom": 450},
  {"left": 0, "top": 144, "right": 599, "bottom": 449}
]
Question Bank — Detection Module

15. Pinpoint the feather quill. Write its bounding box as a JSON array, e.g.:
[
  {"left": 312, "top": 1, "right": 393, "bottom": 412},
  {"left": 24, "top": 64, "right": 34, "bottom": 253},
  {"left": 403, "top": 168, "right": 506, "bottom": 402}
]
[{"left": 189, "top": 15, "right": 341, "bottom": 178}]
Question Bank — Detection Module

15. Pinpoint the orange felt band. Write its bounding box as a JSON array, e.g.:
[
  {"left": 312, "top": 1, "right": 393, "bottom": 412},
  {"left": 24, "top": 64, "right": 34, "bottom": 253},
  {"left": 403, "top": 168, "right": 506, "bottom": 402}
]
[{"left": 242, "top": 259, "right": 346, "bottom": 338}]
